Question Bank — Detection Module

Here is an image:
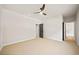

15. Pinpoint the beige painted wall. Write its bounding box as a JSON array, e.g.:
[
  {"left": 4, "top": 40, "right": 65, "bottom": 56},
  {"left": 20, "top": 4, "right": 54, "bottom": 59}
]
[
  {"left": 0, "top": 8, "right": 63, "bottom": 49},
  {"left": 0, "top": 9, "right": 42, "bottom": 47},
  {"left": 75, "top": 9, "right": 79, "bottom": 46},
  {"left": 43, "top": 16, "right": 63, "bottom": 41},
  {"left": 0, "top": 5, "right": 5, "bottom": 50},
  {"left": 29, "top": 14, "right": 63, "bottom": 41}
]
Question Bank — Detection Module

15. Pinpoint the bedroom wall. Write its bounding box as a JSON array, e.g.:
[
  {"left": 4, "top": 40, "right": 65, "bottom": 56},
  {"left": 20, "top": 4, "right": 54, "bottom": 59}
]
[
  {"left": 75, "top": 9, "right": 79, "bottom": 45},
  {"left": 0, "top": 8, "right": 63, "bottom": 49},
  {"left": 29, "top": 14, "right": 63, "bottom": 41},
  {"left": 43, "top": 15, "right": 63, "bottom": 41},
  {"left": 0, "top": 10, "right": 2, "bottom": 51},
  {"left": 0, "top": 9, "right": 41, "bottom": 47},
  {"left": 0, "top": 12, "right": 3, "bottom": 51}
]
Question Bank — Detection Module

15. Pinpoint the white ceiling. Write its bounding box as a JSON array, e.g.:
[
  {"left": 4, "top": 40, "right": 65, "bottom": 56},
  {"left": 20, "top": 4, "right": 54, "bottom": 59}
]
[{"left": 1, "top": 4, "right": 79, "bottom": 18}]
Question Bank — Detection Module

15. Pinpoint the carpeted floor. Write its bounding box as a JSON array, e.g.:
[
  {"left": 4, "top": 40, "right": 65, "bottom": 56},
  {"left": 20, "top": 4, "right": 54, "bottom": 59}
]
[{"left": 0, "top": 38, "right": 79, "bottom": 55}]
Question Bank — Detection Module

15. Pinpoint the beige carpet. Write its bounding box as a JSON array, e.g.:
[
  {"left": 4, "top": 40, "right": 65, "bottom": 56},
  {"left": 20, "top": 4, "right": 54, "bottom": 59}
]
[{"left": 0, "top": 38, "right": 79, "bottom": 55}]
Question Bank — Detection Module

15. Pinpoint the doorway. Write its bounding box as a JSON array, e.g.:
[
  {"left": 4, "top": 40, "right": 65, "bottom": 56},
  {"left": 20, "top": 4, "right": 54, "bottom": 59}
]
[
  {"left": 64, "top": 22, "right": 75, "bottom": 41},
  {"left": 36, "top": 24, "right": 43, "bottom": 38}
]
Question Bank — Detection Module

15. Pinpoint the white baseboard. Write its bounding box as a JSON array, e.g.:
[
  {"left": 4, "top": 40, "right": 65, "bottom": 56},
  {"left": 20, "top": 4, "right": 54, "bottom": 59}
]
[
  {"left": 3, "top": 37, "right": 35, "bottom": 47},
  {"left": 45, "top": 37, "right": 62, "bottom": 42}
]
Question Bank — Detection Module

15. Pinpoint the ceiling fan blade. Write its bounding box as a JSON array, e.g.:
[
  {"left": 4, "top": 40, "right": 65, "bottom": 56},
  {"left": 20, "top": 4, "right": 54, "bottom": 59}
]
[
  {"left": 43, "top": 13, "right": 47, "bottom": 15},
  {"left": 33, "top": 4, "right": 47, "bottom": 16},
  {"left": 40, "top": 4, "right": 45, "bottom": 11},
  {"left": 34, "top": 12, "right": 40, "bottom": 14}
]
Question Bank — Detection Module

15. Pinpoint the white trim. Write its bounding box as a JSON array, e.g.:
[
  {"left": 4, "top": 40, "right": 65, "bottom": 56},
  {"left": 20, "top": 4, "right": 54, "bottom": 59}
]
[
  {"left": 3, "top": 37, "right": 35, "bottom": 47},
  {"left": 46, "top": 37, "right": 62, "bottom": 42}
]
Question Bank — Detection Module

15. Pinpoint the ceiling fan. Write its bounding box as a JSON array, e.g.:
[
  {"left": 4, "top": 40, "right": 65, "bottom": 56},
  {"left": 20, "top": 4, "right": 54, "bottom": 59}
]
[{"left": 34, "top": 4, "right": 47, "bottom": 16}]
